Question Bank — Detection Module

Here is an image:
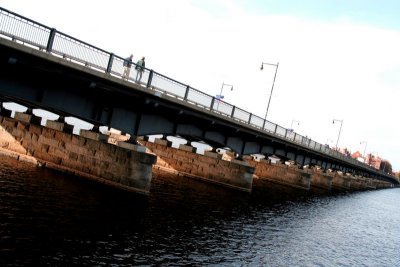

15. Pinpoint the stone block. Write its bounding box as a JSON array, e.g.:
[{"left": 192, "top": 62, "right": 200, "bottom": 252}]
[
  {"left": 14, "top": 112, "right": 42, "bottom": 125},
  {"left": 260, "top": 159, "right": 271, "bottom": 164},
  {"left": 178, "top": 144, "right": 197, "bottom": 153},
  {"left": 38, "top": 135, "right": 59, "bottom": 148},
  {"left": 231, "top": 159, "right": 250, "bottom": 167},
  {"left": 71, "top": 135, "right": 86, "bottom": 146},
  {"left": 42, "top": 127, "right": 56, "bottom": 138},
  {"left": 55, "top": 131, "right": 72, "bottom": 144},
  {"left": 154, "top": 138, "right": 172, "bottom": 147},
  {"left": 40, "top": 144, "right": 50, "bottom": 153},
  {"left": 68, "top": 152, "right": 79, "bottom": 161},
  {"left": 11, "top": 127, "right": 25, "bottom": 139},
  {"left": 28, "top": 124, "right": 42, "bottom": 136},
  {"left": 116, "top": 141, "right": 147, "bottom": 153},
  {"left": 16, "top": 121, "right": 28, "bottom": 130},
  {"left": 46, "top": 120, "right": 74, "bottom": 134},
  {"left": 1, "top": 117, "right": 17, "bottom": 128},
  {"left": 85, "top": 138, "right": 101, "bottom": 151},
  {"left": 65, "top": 143, "right": 87, "bottom": 156},
  {"left": 80, "top": 129, "right": 108, "bottom": 142},
  {"left": 47, "top": 145, "right": 68, "bottom": 159},
  {"left": 137, "top": 136, "right": 150, "bottom": 142},
  {"left": 130, "top": 152, "right": 157, "bottom": 165},
  {"left": 98, "top": 142, "right": 117, "bottom": 154},
  {"left": 204, "top": 151, "right": 223, "bottom": 159},
  {"left": 108, "top": 132, "right": 130, "bottom": 142},
  {"left": 242, "top": 155, "right": 253, "bottom": 161},
  {"left": 33, "top": 150, "right": 62, "bottom": 165}
]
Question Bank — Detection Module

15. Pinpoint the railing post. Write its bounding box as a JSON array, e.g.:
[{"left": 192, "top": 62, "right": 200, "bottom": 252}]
[
  {"left": 184, "top": 85, "right": 190, "bottom": 100},
  {"left": 210, "top": 97, "right": 216, "bottom": 110},
  {"left": 248, "top": 113, "right": 252, "bottom": 124},
  {"left": 146, "top": 70, "right": 154, "bottom": 88},
  {"left": 274, "top": 124, "right": 278, "bottom": 134},
  {"left": 230, "top": 106, "right": 236, "bottom": 118},
  {"left": 106, "top": 53, "right": 114, "bottom": 74},
  {"left": 46, "top": 28, "right": 56, "bottom": 52}
]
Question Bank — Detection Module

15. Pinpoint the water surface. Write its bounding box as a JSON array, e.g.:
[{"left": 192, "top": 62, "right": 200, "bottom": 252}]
[{"left": 0, "top": 155, "right": 399, "bottom": 266}]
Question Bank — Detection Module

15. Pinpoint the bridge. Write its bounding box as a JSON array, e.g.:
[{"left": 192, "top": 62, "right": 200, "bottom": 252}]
[{"left": 0, "top": 7, "right": 397, "bottom": 185}]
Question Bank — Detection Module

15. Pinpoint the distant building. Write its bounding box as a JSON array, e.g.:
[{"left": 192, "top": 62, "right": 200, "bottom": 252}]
[
  {"left": 351, "top": 151, "right": 365, "bottom": 163},
  {"left": 365, "top": 153, "right": 382, "bottom": 170}
]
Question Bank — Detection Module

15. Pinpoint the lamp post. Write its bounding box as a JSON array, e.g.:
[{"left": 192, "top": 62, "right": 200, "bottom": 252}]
[
  {"left": 260, "top": 62, "right": 279, "bottom": 120},
  {"left": 216, "top": 82, "right": 233, "bottom": 109},
  {"left": 332, "top": 119, "right": 343, "bottom": 150},
  {"left": 360, "top": 141, "right": 367, "bottom": 157},
  {"left": 290, "top": 119, "right": 300, "bottom": 130}
]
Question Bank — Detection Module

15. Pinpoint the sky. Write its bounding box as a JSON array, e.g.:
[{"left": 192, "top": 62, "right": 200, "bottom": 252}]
[{"left": 1, "top": 0, "right": 400, "bottom": 170}]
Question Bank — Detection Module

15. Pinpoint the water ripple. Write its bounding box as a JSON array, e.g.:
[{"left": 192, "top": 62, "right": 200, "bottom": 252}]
[{"left": 0, "top": 155, "right": 399, "bottom": 266}]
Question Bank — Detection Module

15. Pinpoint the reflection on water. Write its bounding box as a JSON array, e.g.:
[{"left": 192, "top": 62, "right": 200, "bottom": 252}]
[{"left": 1, "top": 155, "right": 399, "bottom": 266}]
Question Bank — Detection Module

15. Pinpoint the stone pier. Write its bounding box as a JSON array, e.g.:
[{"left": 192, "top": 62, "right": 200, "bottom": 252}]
[
  {"left": 138, "top": 139, "right": 255, "bottom": 192},
  {"left": 244, "top": 157, "right": 312, "bottom": 191},
  {"left": 0, "top": 111, "right": 156, "bottom": 195},
  {"left": 331, "top": 172, "right": 352, "bottom": 192},
  {"left": 0, "top": 109, "right": 394, "bottom": 196},
  {"left": 308, "top": 169, "right": 334, "bottom": 193}
]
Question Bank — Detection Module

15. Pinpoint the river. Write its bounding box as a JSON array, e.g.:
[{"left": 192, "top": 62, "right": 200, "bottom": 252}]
[{"left": 0, "top": 155, "right": 399, "bottom": 266}]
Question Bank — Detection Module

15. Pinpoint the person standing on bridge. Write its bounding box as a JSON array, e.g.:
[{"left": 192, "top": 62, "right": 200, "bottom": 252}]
[
  {"left": 135, "top": 56, "right": 145, "bottom": 83},
  {"left": 122, "top": 54, "right": 133, "bottom": 80}
]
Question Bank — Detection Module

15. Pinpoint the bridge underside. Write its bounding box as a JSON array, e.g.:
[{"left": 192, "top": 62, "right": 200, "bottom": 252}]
[{"left": 0, "top": 40, "right": 397, "bottom": 184}]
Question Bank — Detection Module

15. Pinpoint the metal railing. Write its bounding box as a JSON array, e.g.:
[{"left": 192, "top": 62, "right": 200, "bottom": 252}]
[{"left": 0, "top": 6, "right": 392, "bottom": 178}]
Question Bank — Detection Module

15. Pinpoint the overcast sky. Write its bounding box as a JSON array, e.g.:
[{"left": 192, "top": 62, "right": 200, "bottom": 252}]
[{"left": 2, "top": 0, "right": 400, "bottom": 170}]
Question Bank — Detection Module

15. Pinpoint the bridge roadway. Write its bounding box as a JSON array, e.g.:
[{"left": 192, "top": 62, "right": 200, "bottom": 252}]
[{"left": 0, "top": 7, "right": 397, "bottom": 184}]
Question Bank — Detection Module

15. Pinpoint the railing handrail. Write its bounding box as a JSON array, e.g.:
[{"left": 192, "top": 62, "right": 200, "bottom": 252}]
[
  {"left": 0, "top": 6, "right": 394, "bottom": 180},
  {"left": 0, "top": 6, "right": 49, "bottom": 30}
]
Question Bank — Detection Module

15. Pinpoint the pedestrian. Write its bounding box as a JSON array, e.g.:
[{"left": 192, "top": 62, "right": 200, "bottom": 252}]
[
  {"left": 122, "top": 54, "right": 133, "bottom": 80},
  {"left": 135, "top": 56, "right": 145, "bottom": 82}
]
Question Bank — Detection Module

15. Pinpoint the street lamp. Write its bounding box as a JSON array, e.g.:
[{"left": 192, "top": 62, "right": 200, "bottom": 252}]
[
  {"left": 216, "top": 82, "right": 233, "bottom": 109},
  {"left": 360, "top": 141, "right": 368, "bottom": 157},
  {"left": 260, "top": 61, "right": 279, "bottom": 120},
  {"left": 332, "top": 119, "right": 343, "bottom": 150}
]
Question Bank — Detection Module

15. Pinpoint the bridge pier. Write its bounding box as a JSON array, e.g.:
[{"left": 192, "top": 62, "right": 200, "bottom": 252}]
[
  {"left": 308, "top": 169, "right": 334, "bottom": 193},
  {"left": 138, "top": 138, "right": 254, "bottom": 192},
  {"left": 244, "top": 157, "right": 312, "bottom": 191},
  {"left": 331, "top": 172, "right": 352, "bottom": 192},
  {"left": 0, "top": 111, "right": 156, "bottom": 195}
]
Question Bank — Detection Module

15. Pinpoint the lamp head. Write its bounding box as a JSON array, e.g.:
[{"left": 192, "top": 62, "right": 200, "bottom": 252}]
[{"left": 260, "top": 64, "right": 263, "bottom": 70}]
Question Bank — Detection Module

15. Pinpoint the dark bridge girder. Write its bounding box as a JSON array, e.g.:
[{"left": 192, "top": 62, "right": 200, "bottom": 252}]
[{"left": 0, "top": 39, "right": 397, "bottom": 185}]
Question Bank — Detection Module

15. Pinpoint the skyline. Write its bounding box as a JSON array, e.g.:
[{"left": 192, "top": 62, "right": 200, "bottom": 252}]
[{"left": 1, "top": 0, "right": 400, "bottom": 170}]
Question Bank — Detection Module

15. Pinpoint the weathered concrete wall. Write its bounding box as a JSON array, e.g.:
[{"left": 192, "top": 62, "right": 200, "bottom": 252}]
[
  {"left": 0, "top": 112, "right": 156, "bottom": 195},
  {"left": 138, "top": 139, "right": 254, "bottom": 192},
  {"left": 244, "top": 157, "right": 311, "bottom": 191}
]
